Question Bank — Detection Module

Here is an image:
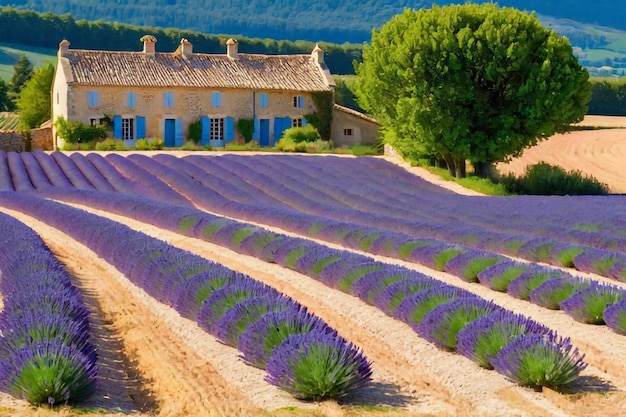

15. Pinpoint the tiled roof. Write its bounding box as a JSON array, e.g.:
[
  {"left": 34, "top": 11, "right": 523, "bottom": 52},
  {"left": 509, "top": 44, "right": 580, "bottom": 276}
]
[
  {"left": 333, "top": 104, "right": 379, "bottom": 124},
  {"left": 61, "top": 50, "right": 333, "bottom": 92}
]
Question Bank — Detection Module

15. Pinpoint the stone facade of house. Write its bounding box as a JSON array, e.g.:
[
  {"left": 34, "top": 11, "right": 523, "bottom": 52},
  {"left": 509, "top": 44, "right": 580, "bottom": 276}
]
[
  {"left": 52, "top": 36, "right": 378, "bottom": 150},
  {"left": 331, "top": 104, "right": 380, "bottom": 147}
]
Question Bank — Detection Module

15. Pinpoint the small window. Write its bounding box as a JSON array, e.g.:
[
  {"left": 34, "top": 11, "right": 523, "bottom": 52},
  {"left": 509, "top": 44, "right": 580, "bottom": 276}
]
[
  {"left": 344, "top": 128, "right": 353, "bottom": 136},
  {"left": 210, "top": 117, "right": 224, "bottom": 140},
  {"left": 292, "top": 118, "right": 303, "bottom": 128},
  {"left": 122, "top": 117, "right": 135, "bottom": 140},
  {"left": 164, "top": 92, "right": 174, "bottom": 108},
  {"left": 212, "top": 91, "right": 222, "bottom": 107},
  {"left": 259, "top": 93, "right": 268, "bottom": 108},
  {"left": 90, "top": 118, "right": 97, "bottom": 127},
  {"left": 293, "top": 95, "right": 304, "bottom": 108},
  {"left": 88, "top": 91, "right": 99, "bottom": 108},
  {"left": 127, "top": 92, "right": 137, "bottom": 107}
]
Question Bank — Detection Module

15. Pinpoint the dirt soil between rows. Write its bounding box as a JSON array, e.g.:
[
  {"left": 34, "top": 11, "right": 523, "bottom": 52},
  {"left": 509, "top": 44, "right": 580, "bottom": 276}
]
[{"left": 0, "top": 128, "right": 625, "bottom": 416}]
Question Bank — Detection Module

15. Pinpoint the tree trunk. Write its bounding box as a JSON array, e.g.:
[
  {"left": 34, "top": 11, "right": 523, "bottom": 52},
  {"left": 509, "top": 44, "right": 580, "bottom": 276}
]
[
  {"left": 442, "top": 154, "right": 456, "bottom": 177},
  {"left": 455, "top": 158, "right": 466, "bottom": 178},
  {"left": 473, "top": 161, "right": 493, "bottom": 178}
]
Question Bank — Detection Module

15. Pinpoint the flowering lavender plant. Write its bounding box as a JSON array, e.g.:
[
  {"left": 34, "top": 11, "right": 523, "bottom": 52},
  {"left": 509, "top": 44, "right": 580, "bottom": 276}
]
[
  {"left": 572, "top": 249, "right": 624, "bottom": 277},
  {"left": 215, "top": 296, "right": 296, "bottom": 347},
  {"left": 477, "top": 261, "right": 531, "bottom": 292},
  {"left": 265, "top": 332, "right": 372, "bottom": 400},
  {"left": 197, "top": 280, "right": 279, "bottom": 334},
  {"left": 351, "top": 267, "right": 415, "bottom": 305},
  {"left": 374, "top": 276, "right": 438, "bottom": 316},
  {"left": 560, "top": 284, "right": 625, "bottom": 324},
  {"left": 492, "top": 334, "right": 587, "bottom": 391},
  {"left": 507, "top": 267, "right": 569, "bottom": 300},
  {"left": 456, "top": 311, "right": 551, "bottom": 369},
  {"left": 239, "top": 307, "right": 334, "bottom": 369},
  {"left": 550, "top": 244, "right": 587, "bottom": 268},
  {"left": 410, "top": 244, "right": 466, "bottom": 271},
  {"left": 417, "top": 298, "right": 500, "bottom": 350},
  {"left": 603, "top": 299, "right": 626, "bottom": 335},
  {"left": 393, "top": 285, "right": 475, "bottom": 330},
  {"left": 529, "top": 278, "right": 592, "bottom": 310},
  {"left": 443, "top": 250, "right": 506, "bottom": 283}
]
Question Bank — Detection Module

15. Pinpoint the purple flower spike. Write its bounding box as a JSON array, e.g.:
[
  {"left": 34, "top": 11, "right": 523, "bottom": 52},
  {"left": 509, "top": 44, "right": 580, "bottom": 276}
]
[
  {"left": 265, "top": 332, "right": 372, "bottom": 400},
  {"left": 351, "top": 267, "right": 416, "bottom": 304},
  {"left": 560, "top": 284, "right": 625, "bottom": 324},
  {"left": 492, "top": 334, "right": 587, "bottom": 391},
  {"left": 603, "top": 299, "right": 626, "bottom": 335}
]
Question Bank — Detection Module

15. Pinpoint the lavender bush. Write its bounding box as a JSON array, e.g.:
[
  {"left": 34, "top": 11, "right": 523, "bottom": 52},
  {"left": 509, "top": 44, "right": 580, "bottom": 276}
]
[
  {"left": 417, "top": 298, "right": 500, "bottom": 350},
  {"left": 507, "top": 267, "right": 569, "bottom": 300},
  {"left": 350, "top": 267, "right": 415, "bottom": 304},
  {"left": 239, "top": 307, "right": 334, "bottom": 369},
  {"left": 265, "top": 332, "right": 372, "bottom": 400},
  {"left": 603, "top": 299, "right": 626, "bottom": 335},
  {"left": 529, "top": 278, "right": 592, "bottom": 310},
  {"left": 492, "top": 334, "right": 587, "bottom": 391},
  {"left": 443, "top": 250, "right": 506, "bottom": 283},
  {"left": 456, "top": 311, "right": 551, "bottom": 369},
  {"left": 560, "top": 284, "right": 625, "bottom": 324},
  {"left": 477, "top": 261, "right": 532, "bottom": 292},
  {"left": 374, "top": 276, "right": 438, "bottom": 316}
]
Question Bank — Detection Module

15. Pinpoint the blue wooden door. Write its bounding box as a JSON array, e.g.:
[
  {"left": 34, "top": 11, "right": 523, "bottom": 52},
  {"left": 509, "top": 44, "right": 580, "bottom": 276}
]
[
  {"left": 164, "top": 119, "right": 176, "bottom": 147},
  {"left": 273, "top": 117, "right": 291, "bottom": 143},
  {"left": 260, "top": 119, "right": 270, "bottom": 147}
]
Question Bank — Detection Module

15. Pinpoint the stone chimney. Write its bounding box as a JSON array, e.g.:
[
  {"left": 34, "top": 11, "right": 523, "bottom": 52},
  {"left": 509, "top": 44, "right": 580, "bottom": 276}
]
[
  {"left": 311, "top": 43, "right": 324, "bottom": 65},
  {"left": 141, "top": 35, "right": 157, "bottom": 56},
  {"left": 180, "top": 38, "right": 193, "bottom": 59},
  {"left": 226, "top": 38, "right": 239, "bottom": 60},
  {"left": 58, "top": 39, "right": 70, "bottom": 57}
]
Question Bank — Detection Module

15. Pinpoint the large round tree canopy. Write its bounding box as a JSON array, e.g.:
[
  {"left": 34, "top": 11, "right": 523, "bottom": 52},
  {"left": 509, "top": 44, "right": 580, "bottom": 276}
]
[{"left": 356, "top": 3, "right": 591, "bottom": 177}]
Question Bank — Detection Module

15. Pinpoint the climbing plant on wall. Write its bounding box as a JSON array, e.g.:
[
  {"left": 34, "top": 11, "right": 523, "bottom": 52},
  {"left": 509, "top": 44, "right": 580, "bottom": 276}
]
[{"left": 306, "top": 91, "right": 333, "bottom": 141}]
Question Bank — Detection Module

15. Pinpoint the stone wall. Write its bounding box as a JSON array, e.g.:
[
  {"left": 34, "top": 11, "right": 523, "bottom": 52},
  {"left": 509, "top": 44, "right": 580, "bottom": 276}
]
[
  {"left": 331, "top": 105, "right": 380, "bottom": 147},
  {"left": 0, "top": 131, "right": 25, "bottom": 152},
  {"left": 31, "top": 127, "right": 54, "bottom": 151}
]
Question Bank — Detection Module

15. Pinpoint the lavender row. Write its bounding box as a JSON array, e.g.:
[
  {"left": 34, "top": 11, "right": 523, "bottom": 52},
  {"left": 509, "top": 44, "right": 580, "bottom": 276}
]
[
  {"left": 0, "top": 192, "right": 371, "bottom": 401},
  {"left": 36, "top": 189, "right": 595, "bottom": 390},
  {"left": 0, "top": 212, "right": 97, "bottom": 405}
]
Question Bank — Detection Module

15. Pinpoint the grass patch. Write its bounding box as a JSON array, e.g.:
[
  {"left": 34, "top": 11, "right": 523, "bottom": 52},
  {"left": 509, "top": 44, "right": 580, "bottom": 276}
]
[{"left": 422, "top": 166, "right": 510, "bottom": 196}]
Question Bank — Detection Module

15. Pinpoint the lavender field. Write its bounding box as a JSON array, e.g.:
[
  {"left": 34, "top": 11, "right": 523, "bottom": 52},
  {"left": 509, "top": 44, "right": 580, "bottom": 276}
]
[{"left": 0, "top": 150, "right": 624, "bottom": 417}]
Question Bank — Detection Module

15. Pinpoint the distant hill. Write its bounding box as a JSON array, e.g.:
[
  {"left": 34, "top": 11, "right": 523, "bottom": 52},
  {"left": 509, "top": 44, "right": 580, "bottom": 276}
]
[{"left": 1, "top": 0, "right": 625, "bottom": 44}]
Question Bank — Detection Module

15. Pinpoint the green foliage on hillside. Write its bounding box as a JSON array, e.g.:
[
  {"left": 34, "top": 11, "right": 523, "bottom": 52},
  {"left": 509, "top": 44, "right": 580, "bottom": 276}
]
[
  {"left": 356, "top": 4, "right": 590, "bottom": 178},
  {"left": 0, "top": 7, "right": 362, "bottom": 75},
  {"left": 2, "top": 1, "right": 626, "bottom": 44}
]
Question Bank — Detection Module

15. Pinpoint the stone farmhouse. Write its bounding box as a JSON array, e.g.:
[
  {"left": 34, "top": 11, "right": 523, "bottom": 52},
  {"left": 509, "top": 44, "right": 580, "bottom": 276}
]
[{"left": 51, "top": 36, "right": 379, "bottom": 149}]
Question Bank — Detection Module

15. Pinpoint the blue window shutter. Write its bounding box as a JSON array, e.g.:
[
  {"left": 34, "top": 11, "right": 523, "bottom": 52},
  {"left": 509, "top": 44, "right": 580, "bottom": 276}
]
[
  {"left": 127, "top": 92, "right": 137, "bottom": 107},
  {"left": 165, "top": 92, "right": 174, "bottom": 107},
  {"left": 88, "top": 91, "right": 99, "bottom": 107},
  {"left": 136, "top": 116, "right": 146, "bottom": 139},
  {"left": 302, "top": 117, "right": 308, "bottom": 127},
  {"left": 113, "top": 115, "right": 122, "bottom": 139},
  {"left": 253, "top": 117, "right": 260, "bottom": 141},
  {"left": 212, "top": 92, "right": 221, "bottom": 107},
  {"left": 225, "top": 117, "right": 235, "bottom": 143},
  {"left": 175, "top": 118, "right": 183, "bottom": 146},
  {"left": 298, "top": 96, "right": 304, "bottom": 108},
  {"left": 201, "top": 116, "right": 210, "bottom": 146},
  {"left": 260, "top": 93, "right": 268, "bottom": 108}
]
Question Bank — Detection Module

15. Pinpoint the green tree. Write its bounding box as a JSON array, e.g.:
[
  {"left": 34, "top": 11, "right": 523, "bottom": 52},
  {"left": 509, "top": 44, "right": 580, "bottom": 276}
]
[
  {"left": 356, "top": 4, "right": 591, "bottom": 178},
  {"left": 0, "top": 78, "right": 13, "bottom": 112},
  {"left": 16, "top": 61, "right": 54, "bottom": 131},
  {"left": 9, "top": 54, "right": 34, "bottom": 95}
]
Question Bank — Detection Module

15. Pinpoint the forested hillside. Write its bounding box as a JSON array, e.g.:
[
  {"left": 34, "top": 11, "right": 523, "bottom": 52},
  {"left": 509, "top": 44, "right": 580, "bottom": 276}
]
[{"left": 1, "top": 0, "right": 625, "bottom": 43}]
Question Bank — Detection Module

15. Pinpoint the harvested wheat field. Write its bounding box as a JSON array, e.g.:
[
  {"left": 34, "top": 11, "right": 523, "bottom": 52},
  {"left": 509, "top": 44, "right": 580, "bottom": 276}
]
[
  {"left": 497, "top": 116, "right": 626, "bottom": 194},
  {"left": 0, "top": 147, "right": 625, "bottom": 417}
]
